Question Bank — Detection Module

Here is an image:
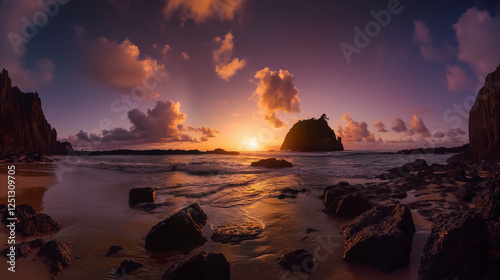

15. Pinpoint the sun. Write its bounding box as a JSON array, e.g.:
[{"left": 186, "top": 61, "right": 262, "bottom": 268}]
[{"left": 245, "top": 137, "right": 260, "bottom": 150}]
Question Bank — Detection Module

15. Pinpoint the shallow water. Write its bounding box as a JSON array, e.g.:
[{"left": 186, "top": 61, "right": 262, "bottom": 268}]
[{"left": 0, "top": 151, "right": 450, "bottom": 279}]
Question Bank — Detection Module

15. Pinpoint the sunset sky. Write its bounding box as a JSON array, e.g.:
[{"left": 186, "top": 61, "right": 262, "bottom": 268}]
[{"left": 1, "top": 0, "right": 500, "bottom": 151}]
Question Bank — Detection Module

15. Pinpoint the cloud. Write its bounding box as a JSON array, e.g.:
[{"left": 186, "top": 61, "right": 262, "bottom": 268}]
[
  {"left": 336, "top": 113, "right": 375, "bottom": 142},
  {"left": 70, "top": 100, "right": 218, "bottom": 148},
  {"left": 251, "top": 67, "right": 300, "bottom": 128},
  {"left": 181, "top": 51, "right": 190, "bottom": 60},
  {"left": 454, "top": 7, "right": 500, "bottom": 77},
  {"left": 391, "top": 118, "right": 407, "bottom": 132},
  {"left": 374, "top": 119, "right": 388, "bottom": 132},
  {"left": 213, "top": 32, "right": 246, "bottom": 81},
  {"left": 445, "top": 65, "right": 472, "bottom": 92},
  {"left": 433, "top": 131, "right": 446, "bottom": 138},
  {"left": 412, "top": 20, "right": 453, "bottom": 61},
  {"left": 81, "top": 37, "right": 166, "bottom": 89},
  {"left": 0, "top": 0, "right": 56, "bottom": 89},
  {"left": 164, "top": 0, "right": 245, "bottom": 23},
  {"left": 409, "top": 115, "right": 431, "bottom": 137}
]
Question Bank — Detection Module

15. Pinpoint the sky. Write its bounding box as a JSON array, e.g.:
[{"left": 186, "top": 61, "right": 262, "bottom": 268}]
[{"left": 1, "top": 0, "right": 500, "bottom": 151}]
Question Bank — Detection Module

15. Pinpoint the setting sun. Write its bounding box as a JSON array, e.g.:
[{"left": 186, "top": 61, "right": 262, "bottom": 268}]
[{"left": 245, "top": 137, "right": 260, "bottom": 150}]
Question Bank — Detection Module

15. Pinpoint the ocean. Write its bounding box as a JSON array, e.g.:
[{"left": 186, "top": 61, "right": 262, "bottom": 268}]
[{"left": 2, "top": 151, "right": 451, "bottom": 280}]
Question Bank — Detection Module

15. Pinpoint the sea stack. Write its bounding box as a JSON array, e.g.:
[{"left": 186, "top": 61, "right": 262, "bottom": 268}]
[
  {"left": 469, "top": 63, "right": 500, "bottom": 160},
  {"left": 0, "top": 69, "right": 72, "bottom": 155},
  {"left": 280, "top": 114, "right": 343, "bottom": 152}
]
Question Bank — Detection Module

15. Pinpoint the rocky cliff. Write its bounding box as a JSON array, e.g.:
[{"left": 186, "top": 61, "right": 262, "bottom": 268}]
[
  {"left": 469, "top": 63, "right": 500, "bottom": 160},
  {"left": 280, "top": 114, "right": 343, "bottom": 152},
  {"left": 0, "top": 69, "right": 72, "bottom": 155}
]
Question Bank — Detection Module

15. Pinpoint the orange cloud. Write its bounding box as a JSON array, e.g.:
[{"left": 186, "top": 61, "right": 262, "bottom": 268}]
[
  {"left": 164, "top": 0, "right": 244, "bottom": 23},
  {"left": 213, "top": 32, "right": 246, "bottom": 81},
  {"left": 446, "top": 65, "right": 472, "bottom": 92},
  {"left": 337, "top": 113, "right": 375, "bottom": 142},
  {"left": 252, "top": 67, "right": 300, "bottom": 128},
  {"left": 391, "top": 117, "right": 407, "bottom": 132},
  {"left": 374, "top": 119, "right": 388, "bottom": 132},
  {"left": 409, "top": 115, "right": 431, "bottom": 137}
]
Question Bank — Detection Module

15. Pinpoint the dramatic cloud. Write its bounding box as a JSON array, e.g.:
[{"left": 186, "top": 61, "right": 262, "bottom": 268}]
[
  {"left": 165, "top": 0, "right": 245, "bottom": 23},
  {"left": 81, "top": 37, "right": 166, "bottom": 89},
  {"left": 391, "top": 118, "right": 407, "bottom": 132},
  {"left": 433, "top": 131, "right": 446, "bottom": 138},
  {"left": 213, "top": 32, "right": 246, "bottom": 81},
  {"left": 251, "top": 67, "right": 300, "bottom": 128},
  {"left": 446, "top": 65, "right": 472, "bottom": 92},
  {"left": 70, "top": 101, "right": 218, "bottom": 148},
  {"left": 0, "top": 0, "right": 56, "bottom": 89},
  {"left": 454, "top": 8, "right": 500, "bottom": 76},
  {"left": 337, "top": 113, "right": 375, "bottom": 142},
  {"left": 374, "top": 119, "right": 388, "bottom": 132},
  {"left": 181, "top": 51, "right": 190, "bottom": 60},
  {"left": 409, "top": 115, "right": 431, "bottom": 137},
  {"left": 412, "top": 20, "right": 453, "bottom": 61}
]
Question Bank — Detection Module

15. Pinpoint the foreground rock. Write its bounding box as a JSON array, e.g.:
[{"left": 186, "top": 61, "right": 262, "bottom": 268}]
[
  {"left": 469, "top": 63, "right": 500, "bottom": 160},
  {"left": 343, "top": 203, "right": 415, "bottom": 272},
  {"left": 161, "top": 251, "right": 230, "bottom": 280},
  {"left": 277, "top": 249, "right": 316, "bottom": 274},
  {"left": 1, "top": 239, "right": 45, "bottom": 258},
  {"left": 145, "top": 203, "right": 208, "bottom": 251},
  {"left": 250, "top": 158, "right": 293, "bottom": 168},
  {"left": 105, "top": 245, "right": 123, "bottom": 257},
  {"left": 2, "top": 204, "right": 60, "bottom": 237},
  {"left": 211, "top": 223, "right": 264, "bottom": 244},
  {"left": 322, "top": 182, "right": 372, "bottom": 218},
  {"left": 116, "top": 259, "right": 143, "bottom": 276},
  {"left": 129, "top": 187, "right": 156, "bottom": 206},
  {"left": 281, "top": 114, "right": 343, "bottom": 151},
  {"left": 37, "top": 240, "right": 72, "bottom": 274}
]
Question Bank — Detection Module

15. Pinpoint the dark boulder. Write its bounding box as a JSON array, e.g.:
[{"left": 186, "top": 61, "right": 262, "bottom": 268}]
[
  {"left": 1, "top": 238, "right": 45, "bottom": 258},
  {"left": 129, "top": 187, "right": 156, "bottom": 206},
  {"left": 105, "top": 245, "right": 123, "bottom": 257},
  {"left": 116, "top": 259, "right": 143, "bottom": 276},
  {"left": 2, "top": 204, "right": 60, "bottom": 237},
  {"left": 250, "top": 158, "right": 293, "bottom": 168},
  {"left": 333, "top": 193, "right": 373, "bottom": 218},
  {"left": 277, "top": 249, "right": 316, "bottom": 274},
  {"left": 37, "top": 240, "right": 72, "bottom": 274},
  {"left": 161, "top": 251, "right": 230, "bottom": 280},
  {"left": 343, "top": 204, "right": 415, "bottom": 272},
  {"left": 145, "top": 203, "right": 208, "bottom": 251},
  {"left": 211, "top": 223, "right": 264, "bottom": 244},
  {"left": 280, "top": 114, "right": 343, "bottom": 152},
  {"left": 322, "top": 182, "right": 357, "bottom": 206},
  {"left": 376, "top": 159, "right": 429, "bottom": 180},
  {"left": 469, "top": 63, "right": 500, "bottom": 160}
]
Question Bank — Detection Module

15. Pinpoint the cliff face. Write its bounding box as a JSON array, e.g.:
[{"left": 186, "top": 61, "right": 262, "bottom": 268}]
[
  {"left": 469, "top": 64, "right": 500, "bottom": 160},
  {"left": 0, "top": 69, "right": 72, "bottom": 155},
  {"left": 280, "top": 114, "right": 344, "bottom": 152}
]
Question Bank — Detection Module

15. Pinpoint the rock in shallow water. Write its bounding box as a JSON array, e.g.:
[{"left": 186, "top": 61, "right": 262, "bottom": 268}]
[
  {"left": 105, "top": 245, "right": 123, "bottom": 257},
  {"left": 322, "top": 182, "right": 372, "bottom": 218},
  {"left": 116, "top": 259, "right": 143, "bottom": 276},
  {"left": 250, "top": 158, "right": 293, "bottom": 168},
  {"left": 37, "top": 240, "right": 72, "bottom": 274},
  {"left": 129, "top": 187, "right": 155, "bottom": 206},
  {"left": 161, "top": 251, "right": 230, "bottom": 280},
  {"left": 2, "top": 204, "right": 60, "bottom": 237},
  {"left": 277, "top": 249, "right": 316, "bottom": 274},
  {"left": 145, "top": 203, "right": 208, "bottom": 251},
  {"left": 210, "top": 223, "right": 264, "bottom": 244},
  {"left": 343, "top": 203, "right": 415, "bottom": 272},
  {"left": 1, "top": 238, "right": 45, "bottom": 258}
]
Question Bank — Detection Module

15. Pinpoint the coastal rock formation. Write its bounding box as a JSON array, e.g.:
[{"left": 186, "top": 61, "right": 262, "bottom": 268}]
[
  {"left": 343, "top": 203, "right": 415, "bottom": 272},
  {"left": 322, "top": 182, "right": 372, "bottom": 218},
  {"left": 469, "top": 63, "right": 500, "bottom": 160},
  {"left": 116, "top": 260, "right": 143, "bottom": 276},
  {"left": 0, "top": 69, "right": 73, "bottom": 156},
  {"left": 129, "top": 187, "right": 156, "bottom": 206},
  {"left": 250, "top": 158, "right": 293, "bottom": 168},
  {"left": 1, "top": 239, "right": 45, "bottom": 258},
  {"left": 210, "top": 223, "right": 264, "bottom": 244},
  {"left": 376, "top": 159, "right": 429, "bottom": 180},
  {"left": 277, "top": 249, "right": 316, "bottom": 274},
  {"left": 161, "top": 251, "right": 230, "bottom": 280},
  {"left": 37, "top": 240, "right": 72, "bottom": 274},
  {"left": 1, "top": 204, "right": 60, "bottom": 237},
  {"left": 280, "top": 114, "right": 343, "bottom": 152},
  {"left": 145, "top": 203, "right": 208, "bottom": 251},
  {"left": 105, "top": 245, "right": 123, "bottom": 257}
]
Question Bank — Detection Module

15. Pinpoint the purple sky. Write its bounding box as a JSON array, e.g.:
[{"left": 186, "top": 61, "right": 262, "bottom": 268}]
[{"left": 1, "top": 0, "right": 500, "bottom": 151}]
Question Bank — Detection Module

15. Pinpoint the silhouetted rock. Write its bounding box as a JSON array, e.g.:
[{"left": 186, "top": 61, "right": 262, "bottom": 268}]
[
  {"left": 0, "top": 69, "right": 73, "bottom": 157},
  {"left": 250, "top": 158, "right": 293, "bottom": 168},
  {"left": 129, "top": 187, "right": 155, "bottom": 206},
  {"left": 277, "top": 249, "right": 316, "bottom": 274},
  {"left": 1, "top": 239, "right": 45, "bottom": 258},
  {"left": 161, "top": 251, "right": 230, "bottom": 280},
  {"left": 105, "top": 245, "right": 123, "bottom": 257},
  {"left": 343, "top": 203, "right": 415, "bottom": 272},
  {"left": 206, "top": 148, "right": 239, "bottom": 155},
  {"left": 211, "top": 223, "right": 264, "bottom": 244},
  {"left": 376, "top": 159, "right": 429, "bottom": 179},
  {"left": 145, "top": 203, "right": 208, "bottom": 251},
  {"left": 2, "top": 204, "right": 60, "bottom": 237},
  {"left": 116, "top": 259, "right": 143, "bottom": 276},
  {"left": 398, "top": 144, "right": 469, "bottom": 155},
  {"left": 37, "top": 240, "right": 72, "bottom": 274},
  {"left": 333, "top": 193, "right": 373, "bottom": 218},
  {"left": 469, "top": 63, "right": 500, "bottom": 160},
  {"left": 322, "top": 182, "right": 357, "bottom": 207},
  {"left": 280, "top": 114, "right": 343, "bottom": 152}
]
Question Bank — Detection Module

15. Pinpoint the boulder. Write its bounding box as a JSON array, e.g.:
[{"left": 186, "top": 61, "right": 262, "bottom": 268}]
[
  {"left": 116, "top": 259, "right": 143, "bottom": 276},
  {"left": 105, "top": 245, "right": 123, "bottom": 257},
  {"left": 145, "top": 203, "right": 208, "bottom": 251},
  {"left": 343, "top": 204, "right": 415, "bottom": 272},
  {"left": 2, "top": 204, "right": 60, "bottom": 237},
  {"left": 1, "top": 238, "right": 45, "bottom": 258},
  {"left": 210, "top": 223, "right": 264, "bottom": 244},
  {"left": 280, "top": 114, "right": 343, "bottom": 151},
  {"left": 469, "top": 63, "right": 500, "bottom": 160},
  {"left": 37, "top": 240, "right": 72, "bottom": 274},
  {"left": 129, "top": 187, "right": 155, "bottom": 206},
  {"left": 333, "top": 193, "right": 373, "bottom": 218},
  {"left": 377, "top": 159, "right": 429, "bottom": 179},
  {"left": 161, "top": 251, "right": 230, "bottom": 280},
  {"left": 277, "top": 249, "right": 316, "bottom": 274},
  {"left": 250, "top": 158, "right": 293, "bottom": 168},
  {"left": 322, "top": 182, "right": 357, "bottom": 206}
]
